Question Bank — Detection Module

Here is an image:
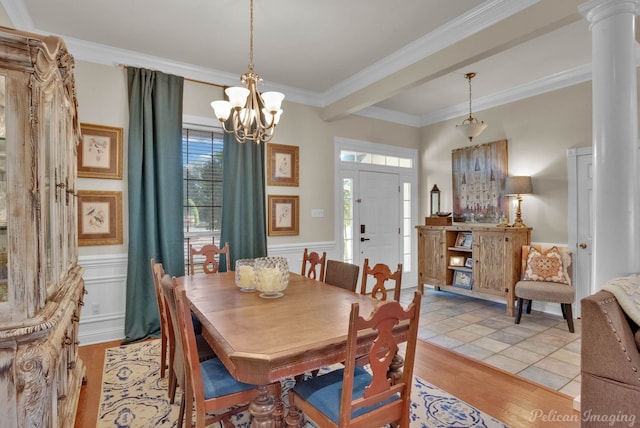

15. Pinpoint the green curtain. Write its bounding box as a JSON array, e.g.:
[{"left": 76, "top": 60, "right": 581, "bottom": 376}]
[
  {"left": 220, "top": 132, "right": 267, "bottom": 267},
  {"left": 124, "top": 67, "right": 184, "bottom": 343}
]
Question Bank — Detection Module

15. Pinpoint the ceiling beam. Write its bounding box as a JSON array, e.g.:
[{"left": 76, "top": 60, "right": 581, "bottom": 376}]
[{"left": 320, "top": 0, "right": 584, "bottom": 122}]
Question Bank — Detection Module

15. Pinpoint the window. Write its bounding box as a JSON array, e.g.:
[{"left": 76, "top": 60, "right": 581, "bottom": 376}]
[{"left": 182, "top": 127, "right": 224, "bottom": 271}]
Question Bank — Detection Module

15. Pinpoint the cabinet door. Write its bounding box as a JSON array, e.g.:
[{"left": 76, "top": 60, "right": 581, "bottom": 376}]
[
  {"left": 418, "top": 228, "right": 445, "bottom": 287},
  {"left": 474, "top": 231, "right": 507, "bottom": 297}
]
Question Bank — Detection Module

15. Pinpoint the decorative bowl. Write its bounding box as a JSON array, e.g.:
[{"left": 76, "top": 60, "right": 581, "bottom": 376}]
[
  {"left": 436, "top": 212, "right": 452, "bottom": 217},
  {"left": 254, "top": 257, "right": 289, "bottom": 298},
  {"left": 235, "top": 259, "right": 256, "bottom": 292}
]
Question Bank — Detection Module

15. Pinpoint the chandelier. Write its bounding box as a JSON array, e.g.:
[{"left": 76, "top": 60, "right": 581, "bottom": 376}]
[
  {"left": 210, "top": 0, "right": 284, "bottom": 143},
  {"left": 455, "top": 72, "right": 487, "bottom": 142}
]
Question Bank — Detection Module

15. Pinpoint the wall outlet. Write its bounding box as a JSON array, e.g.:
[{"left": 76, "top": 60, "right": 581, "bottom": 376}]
[{"left": 91, "top": 303, "right": 100, "bottom": 315}]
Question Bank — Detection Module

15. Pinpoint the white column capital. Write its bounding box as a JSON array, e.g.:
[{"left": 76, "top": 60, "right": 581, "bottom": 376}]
[{"left": 579, "top": 0, "right": 640, "bottom": 28}]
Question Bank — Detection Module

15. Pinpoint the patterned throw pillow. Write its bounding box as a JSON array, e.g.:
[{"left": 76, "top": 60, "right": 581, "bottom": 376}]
[{"left": 523, "top": 246, "right": 571, "bottom": 285}]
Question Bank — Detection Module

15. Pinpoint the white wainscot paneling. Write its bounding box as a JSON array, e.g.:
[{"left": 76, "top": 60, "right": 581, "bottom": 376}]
[
  {"left": 78, "top": 253, "right": 128, "bottom": 345},
  {"left": 267, "top": 241, "right": 337, "bottom": 275}
]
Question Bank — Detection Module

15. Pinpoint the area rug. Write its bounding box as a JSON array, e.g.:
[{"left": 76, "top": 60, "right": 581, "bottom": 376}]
[{"left": 98, "top": 340, "right": 509, "bottom": 428}]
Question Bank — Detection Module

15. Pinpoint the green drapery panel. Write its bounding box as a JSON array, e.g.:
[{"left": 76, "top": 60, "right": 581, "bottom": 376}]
[
  {"left": 220, "top": 131, "right": 267, "bottom": 267},
  {"left": 124, "top": 67, "right": 184, "bottom": 343}
]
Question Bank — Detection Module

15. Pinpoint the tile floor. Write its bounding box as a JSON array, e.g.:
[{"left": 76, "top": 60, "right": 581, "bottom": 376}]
[{"left": 400, "top": 286, "right": 581, "bottom": 398}]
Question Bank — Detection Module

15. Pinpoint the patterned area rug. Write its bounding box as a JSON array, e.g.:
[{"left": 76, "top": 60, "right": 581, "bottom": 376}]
[{"left": 98, "top": 340, "right": 509, "bottom": 428}]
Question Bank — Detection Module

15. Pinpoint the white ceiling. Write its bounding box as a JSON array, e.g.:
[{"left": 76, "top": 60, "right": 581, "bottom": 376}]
[{"left": 0, "top": 0, "right": 610, "bottom": 127}]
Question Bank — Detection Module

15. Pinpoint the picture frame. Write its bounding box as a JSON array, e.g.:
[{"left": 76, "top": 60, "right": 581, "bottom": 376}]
[
  {"left": 449, "top": 256, "right": 465, "bottom": 267},
  {"left": 465, "top": 257, "right": 473, "bottom": 268},
  {"left": 78, "top": 123, "right": 123, "bottom": 179},
  {"left": 453, "top": 269, "right": 473, "bottom": 289},
  {"left": 268, "top": 195, "right": 299, "bottom": 236},
  {"left": 77, "top": 190, "right": 123, "bottom": 246},
  {"left": 267, "top": 143, "right": 299, "bottom": 186},
  {"left": 455, "top": 232, "right": 472, "bottom": 248}
]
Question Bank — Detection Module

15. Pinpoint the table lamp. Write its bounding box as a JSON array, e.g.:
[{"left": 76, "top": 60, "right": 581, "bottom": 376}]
[{"left": 504, "top": 176, "right": 533, "bottom": 228}]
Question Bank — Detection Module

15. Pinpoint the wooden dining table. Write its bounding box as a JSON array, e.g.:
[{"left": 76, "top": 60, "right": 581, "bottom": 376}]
[{"left": 177, "top": 271, "right": 410, "bottom": 427}]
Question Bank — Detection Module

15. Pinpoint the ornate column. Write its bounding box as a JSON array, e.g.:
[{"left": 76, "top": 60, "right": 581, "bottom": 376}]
[{"left": 580, "top": 0, "right": 640, "bottom": 288}]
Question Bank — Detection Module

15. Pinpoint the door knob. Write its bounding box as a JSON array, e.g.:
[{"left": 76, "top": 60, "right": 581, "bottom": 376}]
[
  {"left": 360, "top": 237, "right": 370, "bottom": 242},
  {"left": 579, "top": 242, "right": 587, "bottom": 249}
]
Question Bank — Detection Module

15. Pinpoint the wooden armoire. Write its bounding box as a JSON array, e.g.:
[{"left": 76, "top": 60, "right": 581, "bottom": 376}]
[{"left": 0, "top": 26, "right": 85, "bottom": 427}]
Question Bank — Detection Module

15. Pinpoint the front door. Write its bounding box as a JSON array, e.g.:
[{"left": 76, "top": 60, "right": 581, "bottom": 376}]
[{"left": 358, "top": 170, "right": 400, "bottom": 293}]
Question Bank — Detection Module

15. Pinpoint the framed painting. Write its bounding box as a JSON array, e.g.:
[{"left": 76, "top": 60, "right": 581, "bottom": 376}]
[
  {"left": 78, "top": 123, "right": 123, "bottom": 179},
  {"left": 77, "top": 190, "right": 123, "bottom": 246},
  {"left": 267, "top": 143, "right": 299, "bottom": 186},
  {"left": 268, "top": 195, "right": 299, "bottom": 236},
  {"left": 451, "top": 139, "right": 508, "bottom": 224}
]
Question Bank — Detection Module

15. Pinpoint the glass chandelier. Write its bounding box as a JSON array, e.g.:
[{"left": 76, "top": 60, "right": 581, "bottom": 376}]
[
  {"left": 456, "top": 72, "right": 487, "bottom": 142},
  {"left": 210, "top": 0, "right": 284, "bottom": 143}
]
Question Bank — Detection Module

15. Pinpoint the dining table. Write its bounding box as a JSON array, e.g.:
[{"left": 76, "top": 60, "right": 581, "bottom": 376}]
[{"left": 177, "top": 271, "right": 410, "bottom": 427}]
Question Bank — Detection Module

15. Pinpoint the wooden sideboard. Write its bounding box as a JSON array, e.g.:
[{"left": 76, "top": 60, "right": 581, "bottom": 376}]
[
  {"left": 416, "top": 225, "right": 531, "bottom": 316},
  {"left": 0, "top": 26, "right": 85, "bottom": 427}
]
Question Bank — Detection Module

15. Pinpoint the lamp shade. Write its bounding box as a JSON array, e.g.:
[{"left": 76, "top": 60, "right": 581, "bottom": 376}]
[{"left": 504, "top": 176, "right": 533, "bottom": 196}]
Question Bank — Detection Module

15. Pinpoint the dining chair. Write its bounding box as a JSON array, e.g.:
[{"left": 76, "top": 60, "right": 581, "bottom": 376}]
[
  {"left": 166, "top": 275, "right": 281, "bottom": 428},
  {"left": 324, "top": 259, "right": 360, "bottom": 292},
  {"left": 189, "top": 242, "right": 230, "bottom": 275},
  {"left": 157, "top": 271, "right": 216, "bottom": 418},
  {"left": 360, "top": 258, "right": 403, "bottom": 302},
  {"left": 301, "top": 248, "right": 326, "bottom": 281},
  {"left": 289, "top": 291, "right": 422, "bottom": 427},
  {"left": 150, "top": 258, "right": 170, "bottom": 379}
]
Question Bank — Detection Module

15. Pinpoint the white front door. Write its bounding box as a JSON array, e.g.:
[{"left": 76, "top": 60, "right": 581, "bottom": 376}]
[{"left": 358, "top": 170, "right": 400, "bottom": 293}]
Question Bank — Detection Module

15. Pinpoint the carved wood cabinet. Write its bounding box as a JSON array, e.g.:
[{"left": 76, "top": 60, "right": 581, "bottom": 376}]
[
  {"left": 417, "top": 225, "right": 531, "bottom": 316},
  {"left": 0, "top": 26, "right": 85, "bottom": 427}
]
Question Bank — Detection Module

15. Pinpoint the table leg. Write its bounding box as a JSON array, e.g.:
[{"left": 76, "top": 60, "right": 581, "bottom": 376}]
[
  {"left": 272, "top": 398, "right": 285, "bottom": 427},
  {"left": 284, "top": 405, "right": 302, "bottom": 428},
  {"left": 249, "top": 384, "right": 275, "bottom": 427},
  {"left": 388, "top": 352, "right": 404, "bottom": 385}
]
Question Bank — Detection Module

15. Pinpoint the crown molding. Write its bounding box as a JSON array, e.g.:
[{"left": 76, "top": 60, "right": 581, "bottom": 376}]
[{"left": 0, "top": 0, "right": 33, "bottom": 30}]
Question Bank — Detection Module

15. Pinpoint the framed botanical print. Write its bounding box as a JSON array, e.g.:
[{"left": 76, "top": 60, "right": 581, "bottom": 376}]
[
  {"left": 78, "top": 123, "right": 123, "bottom": 179},
  {"left": 267, "top": 143, "right": 299, "bottom": 186},
  {"left": 77, "top": 190, "right": 123, "bottom": 246},
  {"left": 268, "top": 195, "right": 299, "bottom": 236}
]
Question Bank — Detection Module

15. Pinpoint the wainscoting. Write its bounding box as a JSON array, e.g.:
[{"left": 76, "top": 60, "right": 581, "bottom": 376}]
[{"left": 77, "top": 242, "right": 338, "bottom": 345}]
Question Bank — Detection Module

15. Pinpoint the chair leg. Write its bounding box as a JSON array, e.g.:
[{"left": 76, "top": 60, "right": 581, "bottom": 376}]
[
  {"left": 526, "top": 299, "right": 532, "bottom": 314},
  {"left": 561, "top": 303, "right": 567, "bottom": 319},
  {"left": 160, "top": 334, "right": 167, "bottom": 379},
  {"left": 176, "top": 393, "right": 185, "bottom": 428},
  {"left": 515, "top": 297, "right": 523, "bottom": 324},
  {"left": 563, "top": 303, "right": 575, "bottom": 333},
  {"left": 168, "top": 369, "right": 177, "bottom": 403}
]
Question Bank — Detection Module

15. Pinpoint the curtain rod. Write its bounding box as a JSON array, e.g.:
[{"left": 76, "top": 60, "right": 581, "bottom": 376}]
[{"left": 118, "top": 64, "right": 225, "bottom": 89}]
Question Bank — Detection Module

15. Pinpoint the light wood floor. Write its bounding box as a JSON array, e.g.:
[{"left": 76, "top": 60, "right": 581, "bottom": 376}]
[{"left": 74, "top": 338, "right": 579, "bottom": 428}]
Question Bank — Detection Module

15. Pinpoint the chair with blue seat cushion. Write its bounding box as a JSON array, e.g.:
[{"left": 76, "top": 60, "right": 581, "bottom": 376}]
[
  {"left": 167, "top": 275, "right": 281, "bottom": 427},
  {"left": 288, "top": 291, "right": 421, "bottom": 427}
]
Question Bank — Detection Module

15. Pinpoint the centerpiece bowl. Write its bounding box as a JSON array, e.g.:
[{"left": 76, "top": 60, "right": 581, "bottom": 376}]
[
  {"left": 254, "top": 256, "right": 289, "bottom": 298},
  {"left": 235, "top": 259, "right": 256, "bottom": 292}
]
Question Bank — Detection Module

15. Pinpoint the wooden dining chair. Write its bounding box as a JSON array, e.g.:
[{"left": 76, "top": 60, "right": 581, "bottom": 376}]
[
  {"left": 157, "top": 271, "right": 216, "bottom": 419},
  {"left": 167, "top": 275, "right": 281, "bottom": 428},
  {"left": 150, "top": 258, "right": 170, "bottom": 379},
  {"left": 289, "top": 291, "right": 422, "bottom": 427},
  {"left": 301, "top": 248, "right": 326, "bottom": 281},
  {"left": 189, "top": 242, "right": 230, "bottom": 275},
  {"left": 360, "top": 258, "right": 403, "bottom": 301},
  {"left": 324, "top": 260, "right": 360, "bottom": 292}
]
